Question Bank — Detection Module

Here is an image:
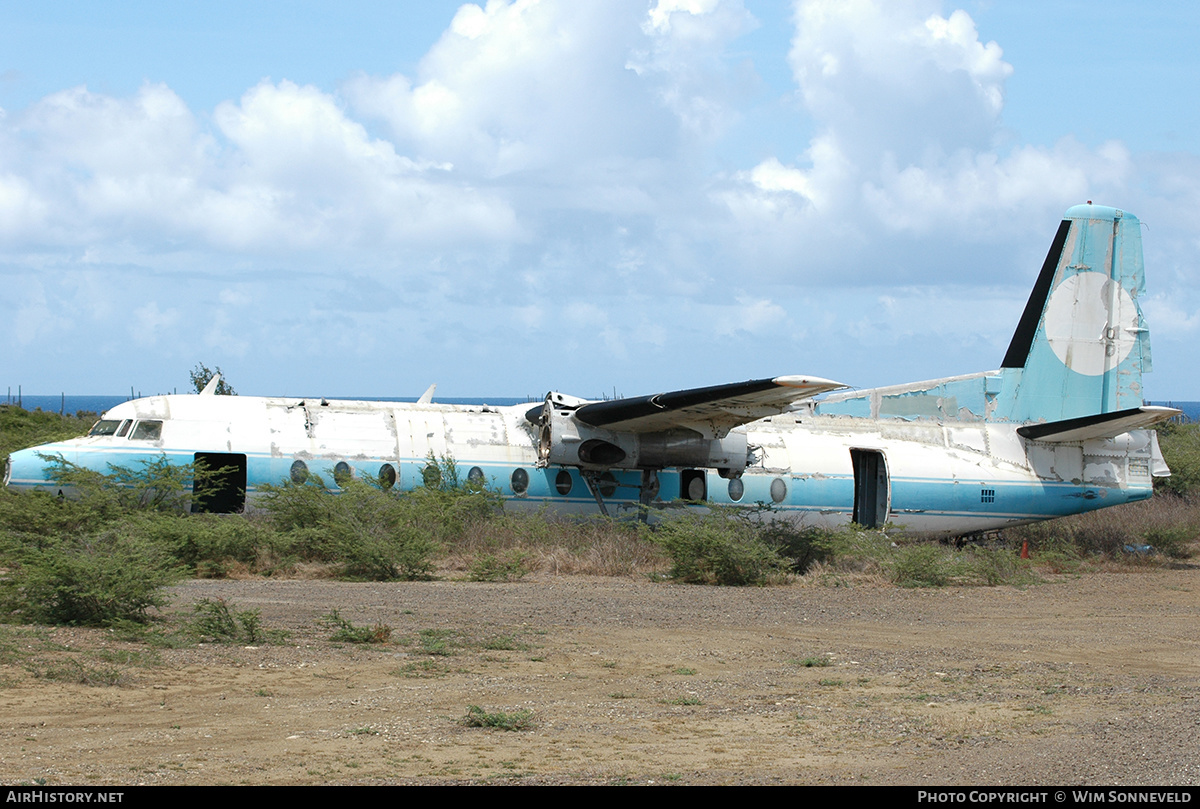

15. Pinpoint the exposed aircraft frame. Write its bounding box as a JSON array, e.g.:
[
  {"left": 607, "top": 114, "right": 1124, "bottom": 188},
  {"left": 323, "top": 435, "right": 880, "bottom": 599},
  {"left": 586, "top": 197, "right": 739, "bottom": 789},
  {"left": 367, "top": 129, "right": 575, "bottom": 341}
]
[{"left": 4, "top": 204, "right": 1178, "bottom": 535}]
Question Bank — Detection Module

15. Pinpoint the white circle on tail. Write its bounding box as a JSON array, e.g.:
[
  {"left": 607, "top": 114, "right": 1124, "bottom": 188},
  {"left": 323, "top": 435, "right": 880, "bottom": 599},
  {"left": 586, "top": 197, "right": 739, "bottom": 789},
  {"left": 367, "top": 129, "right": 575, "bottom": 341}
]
[{"left": 1042, "top": 271, "right": 1139, "bottom": 376}]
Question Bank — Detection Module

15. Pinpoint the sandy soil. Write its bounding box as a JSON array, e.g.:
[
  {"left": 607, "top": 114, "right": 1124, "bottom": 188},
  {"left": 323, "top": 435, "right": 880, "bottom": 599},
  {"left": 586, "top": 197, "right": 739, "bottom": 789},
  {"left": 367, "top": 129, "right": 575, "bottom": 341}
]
[{"left": 1, "top": 567, "right": 1198, "bottom": 786}]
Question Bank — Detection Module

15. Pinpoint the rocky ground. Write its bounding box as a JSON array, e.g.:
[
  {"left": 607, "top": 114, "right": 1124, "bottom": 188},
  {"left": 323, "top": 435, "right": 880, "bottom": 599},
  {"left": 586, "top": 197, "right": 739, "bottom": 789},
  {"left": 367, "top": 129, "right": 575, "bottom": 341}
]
[{"left": 2, "top": 566, "right": 1198, "bottom": 786}]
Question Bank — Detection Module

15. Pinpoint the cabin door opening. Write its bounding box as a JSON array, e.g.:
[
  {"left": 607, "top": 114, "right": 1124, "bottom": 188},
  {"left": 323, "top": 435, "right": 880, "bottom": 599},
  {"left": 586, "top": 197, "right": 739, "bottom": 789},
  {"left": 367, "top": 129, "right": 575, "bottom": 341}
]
[
  {"left": 192, "top": 452, "right": 247, "bottom": 514},
  {"left": 850, "top": 449, "right": 889, "bottom": 529}
]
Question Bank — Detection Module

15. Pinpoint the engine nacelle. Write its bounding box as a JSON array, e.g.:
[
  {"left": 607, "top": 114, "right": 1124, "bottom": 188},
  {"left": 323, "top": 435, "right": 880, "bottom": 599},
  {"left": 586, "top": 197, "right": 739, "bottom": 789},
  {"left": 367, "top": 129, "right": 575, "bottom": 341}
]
[{"left": 534, "top": 393, "right": 748, "bottom": 474}]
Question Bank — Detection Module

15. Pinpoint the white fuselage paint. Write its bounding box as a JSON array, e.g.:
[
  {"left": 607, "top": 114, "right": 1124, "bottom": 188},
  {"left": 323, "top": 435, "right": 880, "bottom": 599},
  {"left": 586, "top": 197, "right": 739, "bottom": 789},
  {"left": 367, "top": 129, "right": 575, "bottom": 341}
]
[{"left": 5, "top": 392, "right": 1157, "bottom": 536}]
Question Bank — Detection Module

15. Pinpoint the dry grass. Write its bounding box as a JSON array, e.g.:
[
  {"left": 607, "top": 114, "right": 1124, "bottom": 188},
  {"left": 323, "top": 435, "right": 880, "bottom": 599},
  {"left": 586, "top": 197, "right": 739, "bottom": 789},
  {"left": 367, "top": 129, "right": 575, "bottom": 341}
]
[
  {"left": 1003, "top": 492, "right": 1200, "bottom": 563},
  {"left": 443, "top": 512, "right": 669, "bottom": 577}
]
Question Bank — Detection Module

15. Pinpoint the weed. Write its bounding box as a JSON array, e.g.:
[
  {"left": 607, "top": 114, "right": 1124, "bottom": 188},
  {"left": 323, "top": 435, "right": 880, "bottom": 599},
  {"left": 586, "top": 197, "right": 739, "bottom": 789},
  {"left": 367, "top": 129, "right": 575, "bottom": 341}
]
[
  {"left": 462, "top": 705, "right": 534, "bottom": 731},
  {"left": 482, "top": 634, "right": 526, "bottom": 651},
  {"left": 323, "top": 610, "right": 392, "bottom": 644},
  {"left": 393, "top": 660, "right": 453, "bottom": 678},
  {"left": 418, "top": 628, "right": 456, "bottom": 656},
  {"left": 28, "top": 658, "right": 128, "bottom": 687},
  {"left": 819, "top": 678, "right": 843, "bottom": 686},
  {"left": 663, "top": 695, "right": 702, "bottom": 706},
  {"left": 469, "top": 549, "right": 532, "bottom": 582},
  {"left": 795, "top": 656, "right": 831, "bottom": 668},
  {"left": 673, "top": 667, "right": 697, "bottom": 675},
  {"left": 187, "top": 598, "right": 281, "bottom": 644}
]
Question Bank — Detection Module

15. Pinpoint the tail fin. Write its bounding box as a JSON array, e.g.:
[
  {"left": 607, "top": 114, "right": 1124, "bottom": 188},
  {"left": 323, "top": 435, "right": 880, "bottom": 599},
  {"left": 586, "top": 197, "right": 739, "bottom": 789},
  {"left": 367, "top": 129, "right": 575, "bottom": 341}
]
[{"left": 993, "top": 204, "right": 1152, "bottom": 423}]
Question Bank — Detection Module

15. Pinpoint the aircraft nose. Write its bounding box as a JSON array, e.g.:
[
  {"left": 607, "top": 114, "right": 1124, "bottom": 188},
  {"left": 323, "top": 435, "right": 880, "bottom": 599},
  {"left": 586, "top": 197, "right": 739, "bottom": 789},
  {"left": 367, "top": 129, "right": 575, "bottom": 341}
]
[{"left": 4, "top": 445, "right": 60, "bottom": 491}]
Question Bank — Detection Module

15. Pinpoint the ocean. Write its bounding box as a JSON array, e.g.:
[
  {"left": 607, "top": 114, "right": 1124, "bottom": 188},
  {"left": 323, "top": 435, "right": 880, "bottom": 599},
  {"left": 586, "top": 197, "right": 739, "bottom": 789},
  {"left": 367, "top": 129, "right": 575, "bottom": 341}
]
[
  {"left": 5, "top": 393, "right": 1198, "bottom": 422},
  {"left": 5, "top": 393, "right": 531, "bottom": 417}
]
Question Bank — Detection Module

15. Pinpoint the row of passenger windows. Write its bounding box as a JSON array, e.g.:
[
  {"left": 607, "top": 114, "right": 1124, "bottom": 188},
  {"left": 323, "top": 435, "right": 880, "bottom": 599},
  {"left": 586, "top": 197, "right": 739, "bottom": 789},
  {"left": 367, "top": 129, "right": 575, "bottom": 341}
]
[
  {"left": 89, "top": 419, "right": 163, "bottom": 440},
  {"left": 284, "top": 459, "right": 789, "bottom": 504}
]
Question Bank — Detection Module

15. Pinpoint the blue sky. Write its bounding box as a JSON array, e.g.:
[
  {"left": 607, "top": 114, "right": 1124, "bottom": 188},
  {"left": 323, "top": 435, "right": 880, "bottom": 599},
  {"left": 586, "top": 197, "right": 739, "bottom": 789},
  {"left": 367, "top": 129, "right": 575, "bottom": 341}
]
[{"left": 2, "top": 0, "right": 1197, "bottom": 400}]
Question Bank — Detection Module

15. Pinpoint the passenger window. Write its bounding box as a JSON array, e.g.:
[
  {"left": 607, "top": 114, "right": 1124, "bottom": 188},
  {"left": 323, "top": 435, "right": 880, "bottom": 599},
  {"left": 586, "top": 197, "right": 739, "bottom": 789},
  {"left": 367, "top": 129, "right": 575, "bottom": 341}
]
[{"left": 130, "top": 420, "right": 163, "bottom": 440}]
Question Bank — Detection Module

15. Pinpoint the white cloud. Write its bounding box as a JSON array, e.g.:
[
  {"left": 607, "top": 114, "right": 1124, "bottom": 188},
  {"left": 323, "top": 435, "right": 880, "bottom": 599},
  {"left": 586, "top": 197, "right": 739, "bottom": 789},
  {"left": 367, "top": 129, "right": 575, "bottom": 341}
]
[
  {"left": 346, "top": 0, "right": 663, "bottom": 176},
  {"left": 132, "top": 302, "right": 179, "bottom": 346},
  {"left": 2, "top": 1, "right": 1198, "bottom": 397}
]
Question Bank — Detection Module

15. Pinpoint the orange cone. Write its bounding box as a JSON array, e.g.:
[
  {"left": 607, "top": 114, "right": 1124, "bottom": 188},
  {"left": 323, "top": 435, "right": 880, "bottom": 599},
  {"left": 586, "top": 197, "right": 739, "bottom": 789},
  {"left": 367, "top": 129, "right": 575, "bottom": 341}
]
[{"left": 1020, "top": 541, "right": 1029, "bottom": 559}]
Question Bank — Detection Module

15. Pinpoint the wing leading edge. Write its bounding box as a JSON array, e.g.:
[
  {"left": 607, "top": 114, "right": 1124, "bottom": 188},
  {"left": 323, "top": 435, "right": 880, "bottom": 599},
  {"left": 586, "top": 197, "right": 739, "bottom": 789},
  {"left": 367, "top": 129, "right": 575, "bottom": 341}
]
[{"left": 572, "top": 375, "right": 846, "bottom": 436}]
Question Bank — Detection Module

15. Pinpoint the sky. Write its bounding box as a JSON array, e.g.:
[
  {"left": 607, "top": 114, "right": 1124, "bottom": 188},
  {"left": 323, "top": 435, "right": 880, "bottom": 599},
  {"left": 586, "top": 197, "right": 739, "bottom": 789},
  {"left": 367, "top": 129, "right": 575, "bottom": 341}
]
[{"left": 2, "top": 0, "right": 1198, "bottom": 400}]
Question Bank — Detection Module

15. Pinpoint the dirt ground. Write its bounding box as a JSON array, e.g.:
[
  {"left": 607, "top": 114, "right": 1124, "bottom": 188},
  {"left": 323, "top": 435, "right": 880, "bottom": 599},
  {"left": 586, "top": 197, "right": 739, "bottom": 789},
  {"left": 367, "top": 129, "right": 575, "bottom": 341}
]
[{"left": 1, "top": 566, "right": 1198, "bottom": 786}]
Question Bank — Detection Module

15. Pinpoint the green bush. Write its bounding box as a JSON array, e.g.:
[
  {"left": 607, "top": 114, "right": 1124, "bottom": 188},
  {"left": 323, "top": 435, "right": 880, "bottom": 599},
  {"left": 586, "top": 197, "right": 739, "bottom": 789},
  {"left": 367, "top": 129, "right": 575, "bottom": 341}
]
[
  {"left": 124, "top": 511, "right": 279, "bottom": 575},
  {"left": 187, "top": 597, "right": 275, "bottom": 643},
  {"left": 41, "top": 453, "right": 195, "bottom": 514},
  {"left": 259, "top": 457, "right": 501, "bottom": 581},
  {"left": 651, "top": 508, "right": 790, "bottom": 586},
  {"left": 0, "top": 405, "right": 94, "bottom": 470},
  {"left": 887, "top": 542, "right": 954, "bottom": 587},
  {"left": 468, "top": 549, "right": 532, "bottom": 582},
  {"left": 0, "top": 529, "right": 183, "bottom": 626},
  {"left": 1155, "top": 422, "right": 1200, "bottom": 497},
  {"left": 755, "top": 518, "right": 838, "bottom": 573}
]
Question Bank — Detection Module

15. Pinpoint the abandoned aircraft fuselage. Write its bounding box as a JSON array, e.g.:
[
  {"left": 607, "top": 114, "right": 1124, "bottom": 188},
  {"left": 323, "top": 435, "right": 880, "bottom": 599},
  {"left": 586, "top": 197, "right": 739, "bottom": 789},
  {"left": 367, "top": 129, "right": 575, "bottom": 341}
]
[{"left": 3, "top": 204, "right": 1177, "bottom": 534}]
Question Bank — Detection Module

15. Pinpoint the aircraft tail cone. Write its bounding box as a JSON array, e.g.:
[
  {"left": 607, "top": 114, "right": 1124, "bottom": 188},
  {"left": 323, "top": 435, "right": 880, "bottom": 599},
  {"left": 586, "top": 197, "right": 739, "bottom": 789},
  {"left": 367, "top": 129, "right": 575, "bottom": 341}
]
[{"left": 1020, "top": 541, "right": 1030, "bottom": 560}]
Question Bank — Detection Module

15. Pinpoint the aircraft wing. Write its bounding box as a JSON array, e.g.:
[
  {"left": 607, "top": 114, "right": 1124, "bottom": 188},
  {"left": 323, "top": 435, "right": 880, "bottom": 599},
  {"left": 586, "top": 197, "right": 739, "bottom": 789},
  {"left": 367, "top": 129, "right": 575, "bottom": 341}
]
[
  {"left": 572, "top": 376, "right": 846, "bottom": 436},
  {"left": 1016, "top": 406, "right": 1181, "bottom": 443}
]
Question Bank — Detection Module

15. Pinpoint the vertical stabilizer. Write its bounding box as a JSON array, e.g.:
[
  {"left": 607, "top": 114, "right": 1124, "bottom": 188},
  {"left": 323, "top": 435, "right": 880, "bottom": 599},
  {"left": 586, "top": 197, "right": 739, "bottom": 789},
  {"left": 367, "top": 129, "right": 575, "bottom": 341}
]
[{"left": 994, "top": 204, "right": 1151, "bottom": 423}]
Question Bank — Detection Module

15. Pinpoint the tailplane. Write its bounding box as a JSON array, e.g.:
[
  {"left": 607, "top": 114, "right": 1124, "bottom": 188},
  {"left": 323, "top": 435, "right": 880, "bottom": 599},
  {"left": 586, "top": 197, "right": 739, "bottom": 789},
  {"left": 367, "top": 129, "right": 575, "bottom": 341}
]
[
  {"left": 813, "top": 204, "right": 1156, "bottom": 425},
  {"left": 992, "top": 203, "right": 1152, "bottom": 422}
]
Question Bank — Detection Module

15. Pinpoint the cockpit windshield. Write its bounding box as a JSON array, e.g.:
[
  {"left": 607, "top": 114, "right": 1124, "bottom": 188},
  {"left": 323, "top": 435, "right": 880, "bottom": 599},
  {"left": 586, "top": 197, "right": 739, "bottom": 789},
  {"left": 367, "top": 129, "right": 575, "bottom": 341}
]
[
  {"left": 130, "top": 421, "right": 163, "bottom": 440},
  {"left": 88, "top": 419, "right": 159, "bottom": 439}
]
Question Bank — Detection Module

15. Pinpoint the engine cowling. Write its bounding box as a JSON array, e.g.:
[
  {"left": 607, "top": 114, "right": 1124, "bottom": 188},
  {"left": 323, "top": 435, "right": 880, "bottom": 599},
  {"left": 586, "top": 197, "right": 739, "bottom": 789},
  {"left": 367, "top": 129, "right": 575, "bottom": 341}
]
[{"left": 533, "top": 393, "right": 748, "bottom": 475}]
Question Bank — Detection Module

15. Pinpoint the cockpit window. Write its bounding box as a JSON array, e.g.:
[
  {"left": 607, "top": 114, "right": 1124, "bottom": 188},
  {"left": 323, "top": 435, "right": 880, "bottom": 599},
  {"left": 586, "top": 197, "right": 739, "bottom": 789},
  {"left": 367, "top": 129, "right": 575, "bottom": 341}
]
[
  {"left": 89, "top": 420, "right": 122, "bottom": 436},
  {"left": 130, "top": 420, "right": 163, "bottom": 440},
  {"left": 115, "top": 420, "right": 132, "bottom": 437}
]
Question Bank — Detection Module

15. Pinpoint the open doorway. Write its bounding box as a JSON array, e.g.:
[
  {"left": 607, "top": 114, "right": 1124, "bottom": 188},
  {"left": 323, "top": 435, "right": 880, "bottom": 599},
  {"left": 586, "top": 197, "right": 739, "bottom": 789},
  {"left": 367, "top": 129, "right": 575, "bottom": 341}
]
[
  {"left": 192, "top": 452, "right": 247, "bottom": 514},
  {"left": 850, "top": 449, "right": 889, "bottom": 529}
]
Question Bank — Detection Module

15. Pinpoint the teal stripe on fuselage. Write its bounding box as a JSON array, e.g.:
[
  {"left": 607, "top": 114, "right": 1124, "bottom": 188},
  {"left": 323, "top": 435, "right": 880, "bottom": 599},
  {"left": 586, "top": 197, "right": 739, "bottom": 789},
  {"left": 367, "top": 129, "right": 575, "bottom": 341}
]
[{"left": 8, "top": 444, "right": 1149, "bottom": 523}]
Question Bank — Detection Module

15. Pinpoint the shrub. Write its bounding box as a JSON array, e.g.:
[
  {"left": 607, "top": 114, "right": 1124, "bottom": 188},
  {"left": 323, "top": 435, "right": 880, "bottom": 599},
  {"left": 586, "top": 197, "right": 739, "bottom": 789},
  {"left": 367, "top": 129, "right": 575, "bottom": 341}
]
[
  {"left": 468, "top": 549, "right": 532, "bottom": 582},
  {"left": 0, "top": 406, "right": 93, "bottom": 470},
  {"left": 754, "top": 517, "right": 839, "bottom": 573},
  {"left": 41, "top": 453, "right": 194, "bottom": 514},
  {"left": 187, "top": 597, "right": 276, "bottom": 644},
  {"left": 259, "top": 457, "right": 501, "bottom": 581},
  {"left": 0, "top": 530, "right": 183, "bottom": 626},
  {"left": 1155, "top": 422, "right": 1200, "bottom": 497},
  {"left": 886, "top": 542, "right": 953, "bottom": 587},
  {"left": 260, "top": 477, "right": 440, "bottom": 580},
  {"left": 125, "top": 511, "right": 278, "bottom": 575},
  {"left": 651, "top": 508, "right": 790, "bottom": 586}
]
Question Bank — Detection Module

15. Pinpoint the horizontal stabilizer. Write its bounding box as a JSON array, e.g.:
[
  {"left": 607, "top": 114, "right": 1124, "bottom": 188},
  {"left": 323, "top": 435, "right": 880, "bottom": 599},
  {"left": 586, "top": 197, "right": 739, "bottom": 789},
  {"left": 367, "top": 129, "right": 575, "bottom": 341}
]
[
  {"left": 1016, "top": 406, "right": 1180, "bottom": 443},
  {"left": 574, "top": 375, "right": 845, "bottom": 435}
]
